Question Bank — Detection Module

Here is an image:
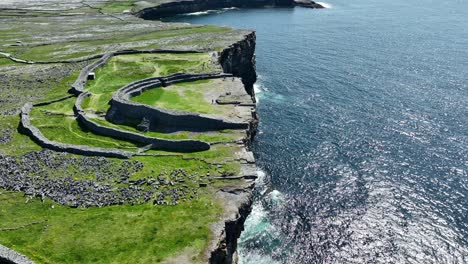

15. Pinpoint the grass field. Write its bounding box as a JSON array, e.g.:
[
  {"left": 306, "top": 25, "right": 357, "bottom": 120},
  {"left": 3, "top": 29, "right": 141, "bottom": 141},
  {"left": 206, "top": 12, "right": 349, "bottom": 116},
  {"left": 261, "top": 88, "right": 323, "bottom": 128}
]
[
  {"left": 30, "top": 99, "right": 141, "bottom": 151},
  {"left": 0, "top": 191, "right": 221, "bottom": 264},
  {"left": 131, "top": 79, "right": 229, "bottom": 114}
]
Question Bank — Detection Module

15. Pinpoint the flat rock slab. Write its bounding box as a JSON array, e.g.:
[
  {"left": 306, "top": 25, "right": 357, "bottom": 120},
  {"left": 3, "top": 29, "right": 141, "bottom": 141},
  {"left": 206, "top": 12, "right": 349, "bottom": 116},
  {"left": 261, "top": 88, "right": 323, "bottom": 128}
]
[{"left": 0, "top": 244, "right": 34, "bottom": 264}]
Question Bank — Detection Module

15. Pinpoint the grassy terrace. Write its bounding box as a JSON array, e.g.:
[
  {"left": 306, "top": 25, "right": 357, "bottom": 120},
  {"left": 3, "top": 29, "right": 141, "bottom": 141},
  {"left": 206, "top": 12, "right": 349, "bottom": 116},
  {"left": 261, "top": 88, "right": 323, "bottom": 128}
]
[
  {"left": 30, "top": 102, "right": 141, "bottom": 151},
  {"left": 0, "top": 1, "right": 253, "bottom": 263},
  {"left": 132, "top": 79, "right": 231, "bottom": 114},
  {"left": 0, "top": 52, "right": 245, "bottom": 263}
]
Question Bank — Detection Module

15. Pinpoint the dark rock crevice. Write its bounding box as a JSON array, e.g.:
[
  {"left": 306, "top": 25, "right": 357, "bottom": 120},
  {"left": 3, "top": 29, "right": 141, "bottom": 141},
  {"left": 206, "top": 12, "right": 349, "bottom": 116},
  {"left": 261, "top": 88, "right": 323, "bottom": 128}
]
[{"left": 219, "top": 32, "right": 257, "bottom": 97}]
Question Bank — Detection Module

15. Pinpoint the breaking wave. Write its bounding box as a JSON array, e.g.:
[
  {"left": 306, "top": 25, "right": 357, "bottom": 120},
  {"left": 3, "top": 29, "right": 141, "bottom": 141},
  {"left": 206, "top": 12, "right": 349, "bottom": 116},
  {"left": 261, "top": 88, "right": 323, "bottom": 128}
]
[{"left": 316, "top": 2, "right": 332, "bottom": 8}]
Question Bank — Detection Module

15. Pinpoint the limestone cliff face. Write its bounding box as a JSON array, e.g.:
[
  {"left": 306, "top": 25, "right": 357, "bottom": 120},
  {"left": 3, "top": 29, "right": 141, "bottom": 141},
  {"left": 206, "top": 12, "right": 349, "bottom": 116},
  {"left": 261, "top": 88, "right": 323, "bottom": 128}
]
[
  {"left": 209, "top": 187, "right": 254, "bottom": 264},
  {"left": 209, "top": 32, "right": 258, "bottom": 264},
  {"left": 219, "top": 32, "right": 257, "bottom": 97},
  {"left": 135, "top": 0, "right": 295, "bottom": 19}
]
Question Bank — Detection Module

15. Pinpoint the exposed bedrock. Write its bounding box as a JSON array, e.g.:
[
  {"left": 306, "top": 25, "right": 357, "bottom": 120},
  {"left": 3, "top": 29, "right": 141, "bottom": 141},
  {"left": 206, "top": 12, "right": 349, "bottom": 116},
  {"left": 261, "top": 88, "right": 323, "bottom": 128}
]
[
  {"left": 135, "top": 0, "right": 323, "bottom": 20},
  {"left": 0, "top": 244, "right": 34, "bottom": 264},
  {"left": 209, "top": 186, "right": 254, "bottom": 264}
]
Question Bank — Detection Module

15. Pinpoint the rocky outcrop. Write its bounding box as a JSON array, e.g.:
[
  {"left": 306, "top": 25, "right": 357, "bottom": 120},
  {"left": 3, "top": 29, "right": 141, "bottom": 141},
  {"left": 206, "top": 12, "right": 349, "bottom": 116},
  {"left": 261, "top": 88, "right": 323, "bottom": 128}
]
[
  {"left": 219, "top": 32, "right": 257, "bottom": 96},
  {"left": 135, "top": 0, "right": 292, "bottom": 19},
  {"left": 294, "top": 0, "right": 325, "bottom": 8},
  {"left": 0, "top": 244, "right": 34, "bottom": 264}
]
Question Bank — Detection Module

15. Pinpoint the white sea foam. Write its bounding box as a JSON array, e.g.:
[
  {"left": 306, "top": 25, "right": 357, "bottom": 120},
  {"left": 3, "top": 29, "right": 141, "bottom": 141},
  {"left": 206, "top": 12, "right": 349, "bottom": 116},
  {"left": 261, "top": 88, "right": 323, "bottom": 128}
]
[
  {"left": 269, "top": 189, "right": 284, "bottom": 204},
  {"left": 185, "top": 7, "right": 238, "bottom": 16},
  {"left": 222, "top": 7, "right": 239, "bottom": 11},
  {"left": 185, "top": 10, "right": 216, "bottom": 16},
  {"left": 239, "top": 252, "right": 280, "bottom": 264},
  {"left": 254, "top": 81, "right": 267, "bottom": 103},
  {"left": 316, "top": 1, "right": 332, "bottom": 8}
]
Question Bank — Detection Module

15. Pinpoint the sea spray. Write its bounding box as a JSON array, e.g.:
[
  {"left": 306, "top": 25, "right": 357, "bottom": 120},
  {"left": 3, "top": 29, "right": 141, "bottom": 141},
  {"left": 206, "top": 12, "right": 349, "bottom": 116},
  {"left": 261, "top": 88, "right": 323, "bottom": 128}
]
[{"left": 238, "top": 170, "right": 286, "bottom": 264}]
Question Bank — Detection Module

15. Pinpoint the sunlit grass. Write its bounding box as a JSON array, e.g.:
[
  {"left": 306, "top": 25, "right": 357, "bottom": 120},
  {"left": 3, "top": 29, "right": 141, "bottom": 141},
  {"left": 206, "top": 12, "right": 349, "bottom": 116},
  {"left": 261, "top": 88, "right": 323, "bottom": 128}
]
[{"left": 0, "top": 191, "right": 221, "bottom": 264}]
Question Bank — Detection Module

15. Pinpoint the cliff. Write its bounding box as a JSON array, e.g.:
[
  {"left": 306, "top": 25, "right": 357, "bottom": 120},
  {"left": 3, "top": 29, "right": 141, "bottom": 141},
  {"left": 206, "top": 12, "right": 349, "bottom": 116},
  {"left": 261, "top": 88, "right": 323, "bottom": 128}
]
[
  {"left": 219, "top": 32, "right": 257, "bottom": 97},
  {"left": 136, "top": 0, "right": 292, "bottom": 19},
  {"left": 135, "top": 0, "right": 323, "bottom": 19}
]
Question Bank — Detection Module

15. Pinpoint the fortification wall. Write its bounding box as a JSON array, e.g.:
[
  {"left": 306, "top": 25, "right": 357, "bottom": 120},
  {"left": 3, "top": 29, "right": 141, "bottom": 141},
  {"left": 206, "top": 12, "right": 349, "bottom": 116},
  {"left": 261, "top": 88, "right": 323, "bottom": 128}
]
[
  {"left": 69, "top": 53, "right": 114, "bottom": 95},
  {"left": 74, "top": 92, "right": 210, "bottom": 152},
  {"left": 107, "top": 73, "right": 249, "bottom": 131},
  {"left": 20, "top": 103, "right": 133, "bottom": 159},
  {"left": 19, "top": 50, "right": 253, "bottom": 158}
]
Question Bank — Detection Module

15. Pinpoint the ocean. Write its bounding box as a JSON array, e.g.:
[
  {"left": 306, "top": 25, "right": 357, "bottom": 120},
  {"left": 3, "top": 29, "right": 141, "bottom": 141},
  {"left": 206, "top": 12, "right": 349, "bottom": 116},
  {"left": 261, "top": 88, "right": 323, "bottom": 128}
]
[{"left": 169, "top": 1, "right": 468, "bottom": 263}]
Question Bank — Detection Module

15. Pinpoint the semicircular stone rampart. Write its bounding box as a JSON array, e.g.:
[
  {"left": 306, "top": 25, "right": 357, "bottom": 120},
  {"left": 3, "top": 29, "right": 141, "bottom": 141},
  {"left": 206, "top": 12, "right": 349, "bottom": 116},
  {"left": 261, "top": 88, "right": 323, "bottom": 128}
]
[
  {"left": 74, "top": 92, "right": 211, "bottom": 152},
  {"left": 20, "top": 103, "right": 133, "bottom": 159},
  {"left": 107, "top": 73, "right": 250, "bottom": 131}
]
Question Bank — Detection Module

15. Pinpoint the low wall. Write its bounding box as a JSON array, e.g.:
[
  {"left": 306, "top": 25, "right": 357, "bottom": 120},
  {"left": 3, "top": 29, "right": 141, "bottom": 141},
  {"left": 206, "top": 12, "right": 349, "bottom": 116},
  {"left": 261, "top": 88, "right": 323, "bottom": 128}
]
[
  {"left": 107, "top": 73, "right": 249, "bottom": 131},
  {"left": 20, "top": 103, "right": 133, "bottom": 159},
  {"left": 74, "top": 93, "right": 210, "bottom": 152}
]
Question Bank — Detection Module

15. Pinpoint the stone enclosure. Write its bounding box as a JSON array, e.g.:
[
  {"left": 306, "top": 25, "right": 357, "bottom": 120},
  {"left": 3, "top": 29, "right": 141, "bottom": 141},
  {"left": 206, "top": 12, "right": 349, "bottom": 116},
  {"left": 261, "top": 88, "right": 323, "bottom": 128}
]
[{"left": 20, "top": 49, "right": 258, "bottom": 157}]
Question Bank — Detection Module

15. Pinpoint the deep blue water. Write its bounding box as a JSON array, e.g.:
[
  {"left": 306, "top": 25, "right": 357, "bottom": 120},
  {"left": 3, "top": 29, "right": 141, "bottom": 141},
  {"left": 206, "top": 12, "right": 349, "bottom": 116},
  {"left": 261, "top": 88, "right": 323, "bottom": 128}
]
[{"left": 170, "top": 1, "right": 468, "bottom": 263}]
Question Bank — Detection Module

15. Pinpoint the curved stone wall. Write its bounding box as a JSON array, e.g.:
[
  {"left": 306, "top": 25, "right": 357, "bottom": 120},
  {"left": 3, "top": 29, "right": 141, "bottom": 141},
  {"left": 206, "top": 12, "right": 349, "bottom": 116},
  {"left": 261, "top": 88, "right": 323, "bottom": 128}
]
[
  {"left": 74, "top": 92, "right": 211, "bottom": 152},
  {"left": 107, "top": 73, "right": 249, "bottom": 131},
  {"left": 20, "top": 103, "right": 133, "bottom": 159}
]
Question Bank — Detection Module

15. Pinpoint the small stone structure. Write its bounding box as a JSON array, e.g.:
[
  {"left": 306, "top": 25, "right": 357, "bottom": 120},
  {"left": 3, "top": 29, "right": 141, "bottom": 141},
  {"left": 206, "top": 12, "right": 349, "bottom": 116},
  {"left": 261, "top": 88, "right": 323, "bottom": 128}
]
[{"left": 87, "top": 72, "right": 95, "bottom": 80}]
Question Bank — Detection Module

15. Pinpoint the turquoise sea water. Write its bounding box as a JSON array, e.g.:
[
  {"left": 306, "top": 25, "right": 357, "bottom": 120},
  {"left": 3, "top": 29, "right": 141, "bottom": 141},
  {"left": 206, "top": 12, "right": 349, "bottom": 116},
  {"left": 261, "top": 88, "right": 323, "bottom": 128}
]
[{"left": 170, "top": 1, "right": 468, "bottom": 263}]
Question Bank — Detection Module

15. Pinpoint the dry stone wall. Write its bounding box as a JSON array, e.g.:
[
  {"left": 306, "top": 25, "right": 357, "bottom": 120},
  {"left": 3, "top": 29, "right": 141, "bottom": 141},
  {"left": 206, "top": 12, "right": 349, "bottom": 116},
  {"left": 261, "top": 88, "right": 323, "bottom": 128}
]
[
  {"left": 107, "top": 73, "right": 249, "bottom": 131},
  {"left": 20, "top": 103, "right": 133, "bottom": 159},
  {"left": 74, "top": 92, "right": 211, "bottom": 152}
]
